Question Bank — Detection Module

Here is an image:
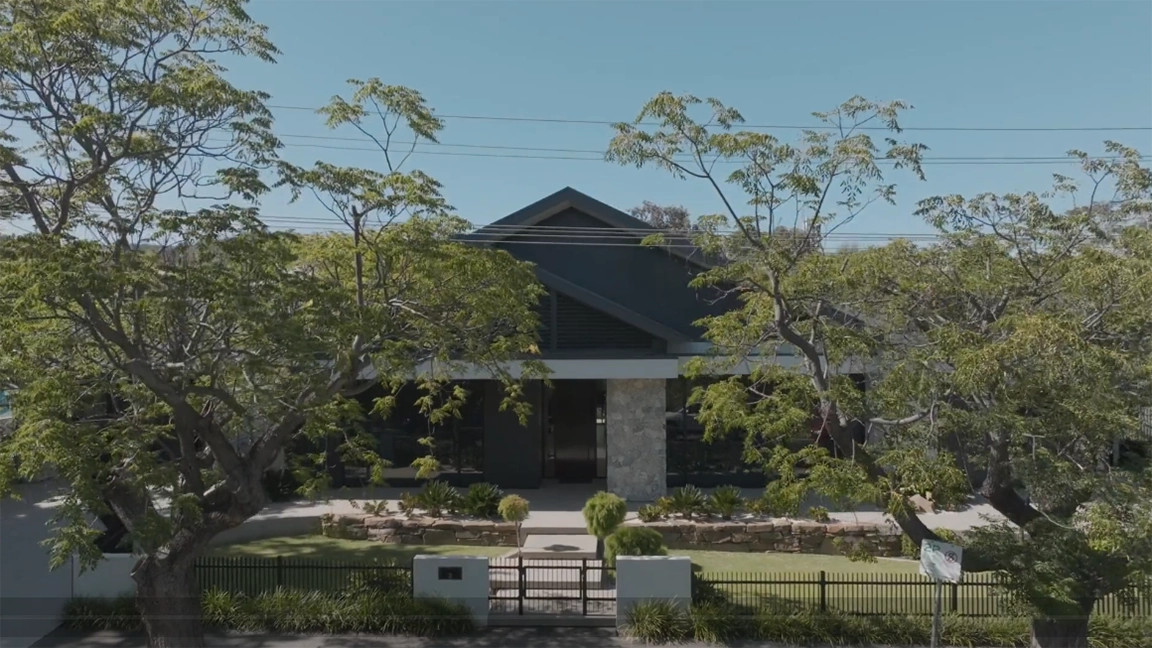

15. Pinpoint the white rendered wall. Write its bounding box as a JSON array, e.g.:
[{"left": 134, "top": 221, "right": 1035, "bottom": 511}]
[
  {"left": 412, "top": 555, "right": 489, "bottom": 626},
  {"left": 615, "top": 555, "right": 693, "bottom": 627}
]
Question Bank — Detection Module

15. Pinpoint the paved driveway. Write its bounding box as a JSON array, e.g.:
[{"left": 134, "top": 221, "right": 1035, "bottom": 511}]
[{"left": 1, "top": 480, "right": 74, "bottom": 648}]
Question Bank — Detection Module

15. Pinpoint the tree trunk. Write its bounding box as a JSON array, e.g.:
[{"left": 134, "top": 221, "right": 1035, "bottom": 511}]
[
  {"left": 134, "top": 555, "right": 205, "bottom": 648},
  {"left": 1030, "top": 615, "right": 1091, "bottom": 648}
]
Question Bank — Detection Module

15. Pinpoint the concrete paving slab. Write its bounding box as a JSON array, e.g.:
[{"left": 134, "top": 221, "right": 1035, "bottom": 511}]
[{"left": 518, "top": 534, "right": 595, "bottom": 560}]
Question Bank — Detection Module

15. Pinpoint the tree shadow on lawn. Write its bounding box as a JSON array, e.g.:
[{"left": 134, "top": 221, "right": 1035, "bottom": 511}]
[{"left": 209, "top": 537, "right": 505, "bottom": 566}]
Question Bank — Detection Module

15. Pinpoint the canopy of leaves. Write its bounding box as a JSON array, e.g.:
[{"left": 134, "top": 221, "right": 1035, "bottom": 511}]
[{"left": 607, "top": 91, "right": 1152, "bottom": 619}]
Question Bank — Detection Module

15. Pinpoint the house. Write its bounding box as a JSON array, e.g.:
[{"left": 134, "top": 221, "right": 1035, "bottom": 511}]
[{"left": 319, "top": 187, "right": 859, "bottom": 501}]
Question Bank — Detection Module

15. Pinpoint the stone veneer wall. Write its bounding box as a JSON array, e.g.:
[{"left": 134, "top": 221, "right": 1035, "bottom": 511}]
[
  {"left": 606, "top": 378, "right": 666, "bottom": 502},
  {"left": 321, "top": 513, "right": 905, "bottom": 558},
  {"left": 321, "top": 514, "right": 519, "bottom": 546}
]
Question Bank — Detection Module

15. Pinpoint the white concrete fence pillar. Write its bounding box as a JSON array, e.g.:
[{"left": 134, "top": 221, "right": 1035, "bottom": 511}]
[
  {"left": 411, "top": 555, "right": 489, "bottom": 627},
  {"left": 615, "top": 555, "right": 693, "bottom": 628}
]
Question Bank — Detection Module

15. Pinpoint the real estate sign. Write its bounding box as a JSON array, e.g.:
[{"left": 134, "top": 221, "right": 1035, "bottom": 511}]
[{"left": 919, "top": 539, "right": 963, "bottom": 583}]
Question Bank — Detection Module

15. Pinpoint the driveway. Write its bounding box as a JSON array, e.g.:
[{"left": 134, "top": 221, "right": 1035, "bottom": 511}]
[{"left": 1, "top": 480, "right": 74, "bottom": 648}]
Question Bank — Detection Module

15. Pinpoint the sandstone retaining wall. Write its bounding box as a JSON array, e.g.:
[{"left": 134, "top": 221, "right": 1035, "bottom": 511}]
[{"left": 321, "top": 513, "right": 905, "bottom": 557}]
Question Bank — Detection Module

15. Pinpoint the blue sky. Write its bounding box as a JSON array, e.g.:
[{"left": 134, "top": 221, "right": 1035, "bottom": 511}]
[{"left": 231, "top": 0, "right": 1151, "bottom": 238}]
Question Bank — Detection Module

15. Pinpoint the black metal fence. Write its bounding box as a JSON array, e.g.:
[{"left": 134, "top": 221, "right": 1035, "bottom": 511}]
[
  {"left": 695, "top": 571, "right": 1152, "bottom": 618},
  {"left": 195, "top": 556, "right": 412, "bottom": 597},
  {"left": 488, "top": 557, "right": 615, "bottom": 617}
]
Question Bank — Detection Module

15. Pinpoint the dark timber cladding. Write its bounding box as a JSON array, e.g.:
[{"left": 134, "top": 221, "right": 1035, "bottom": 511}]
[
  {"left": 470, "top": 187, "right": 740, "bottom": 341},
  {"left": 483, "top": 380, "right": 543, "bottom": 488}
]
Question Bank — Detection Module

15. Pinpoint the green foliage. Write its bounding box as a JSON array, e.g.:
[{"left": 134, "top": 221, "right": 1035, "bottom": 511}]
[
  {"left": 497, "top": 495, "right": 529, "bottom": 524},
  {"left": 621, "top": 601, "right": 1152, "bottom": 648},
  {"left": 397, "top": 493, "right": 419, "bottom": 517},
  {"left": 708, "top": 485, "right": 745, "bottom": 520},
  {"left": 415, "top": 481, "right": 461, "bottom": 518},
  {"left": 604, "top": 527, "right": 667, "bottom": 568},
  {"left": 63, "top": 589, "right": 474, "bottom": 637},
  {"left": 808, "top": 506, "right": 831, "bottom": 523},
  {"left": 359, "top": 500, "right": 390, "bottom": 517},
  {"left": 637, "top": 504, "right": 664, "bottom": 523},
  {"left": 620, "top": 600, "right": 688, "bottom": 644},
  {"left": 461, "top": 483, "right": 504, "bottom": 518},
  {"left": 666, "top": 485, "right": 708, "bottom": 518},
  {"left": 582, "top": 491, "right": 628, "bottom": 539},
  {"left": 605, "top": 87, "right": 1152, "bottom": 619},
  {"left": 900, "top": 528, "right": 964, "bottom": 560}
]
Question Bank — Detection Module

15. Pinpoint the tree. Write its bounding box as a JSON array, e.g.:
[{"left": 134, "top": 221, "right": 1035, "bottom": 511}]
[
  {"left": 0, "top": 2, "right": 543, "bottom": 646},
  {"left": 629, "top": 200, "right": 693, "bottom": 231},
  {"left": 606, "top": 91, "right": 1152, "bottom": 647}
]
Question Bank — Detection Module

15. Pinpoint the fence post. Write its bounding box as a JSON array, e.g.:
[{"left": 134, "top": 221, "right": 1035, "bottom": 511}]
[
  {"left": 818, "top": 571, "right": 827, "bottom": 613},
  {"left": 275, "top": 556, "right": 284, "bottom": 589},
  {"left": 950, "top": 582, "right": 958, "bottom": 613}
]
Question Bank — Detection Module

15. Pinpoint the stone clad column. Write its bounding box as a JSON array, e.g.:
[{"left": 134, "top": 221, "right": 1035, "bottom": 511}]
[{"left": 606, "top": 378, "right": 667, "bottom": 502}]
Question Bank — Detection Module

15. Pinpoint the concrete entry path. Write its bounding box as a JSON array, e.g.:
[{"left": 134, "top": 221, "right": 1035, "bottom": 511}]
[{"left": 516, "top": 534, "right": 596, "bottom": 560}]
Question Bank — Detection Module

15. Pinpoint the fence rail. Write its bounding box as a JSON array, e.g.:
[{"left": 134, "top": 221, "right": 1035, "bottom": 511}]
[
  {"left": 695, "top": 571, "right": 1152, "bottom": 618},
  {"left": 195, "top": 556, "right": 412, "bottom": 597}
]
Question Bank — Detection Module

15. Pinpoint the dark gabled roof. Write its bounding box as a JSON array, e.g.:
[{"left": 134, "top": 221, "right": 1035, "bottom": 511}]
[{"left": 464, "top": 186, "right": 711, "bottom": 270}]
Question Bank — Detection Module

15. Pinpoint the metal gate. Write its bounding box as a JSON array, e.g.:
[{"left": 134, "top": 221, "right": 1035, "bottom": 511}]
[{"left": 488, "top": 557, "right": 616, "bottom": 624}]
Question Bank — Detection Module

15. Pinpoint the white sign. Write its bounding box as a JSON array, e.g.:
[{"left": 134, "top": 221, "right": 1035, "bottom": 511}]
[{"left": 919, "top": 539, "right": 963, "bottom": 583}]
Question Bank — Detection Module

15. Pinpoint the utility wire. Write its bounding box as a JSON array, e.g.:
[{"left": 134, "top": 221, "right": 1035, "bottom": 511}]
[
  {"left": 266, "top": 104, "right": 1152, "bottom": 133},
  {"left": 272, "top": 132, "right": 1149, "bottom": 162},
  {"left": 274, "top": 139, "right": 1149, "bottom": 166}
]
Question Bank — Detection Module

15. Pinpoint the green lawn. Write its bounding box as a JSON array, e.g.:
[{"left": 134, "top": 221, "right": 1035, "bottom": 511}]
[
  {"left": 209, "top": 535, "right": 510, "bottom": 562},
  {"left": 210, "top": 535, "right": 916, "bottom": 574}
]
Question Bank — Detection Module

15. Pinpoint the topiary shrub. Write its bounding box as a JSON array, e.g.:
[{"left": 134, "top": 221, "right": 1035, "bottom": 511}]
[
  {"left": 583, "top": 491, "right": 628, "bottom": 539},
  {"left": 709, "top": 485, "right": 745, "bottom": 520},
  {"left": 604, "top": 526, "right": 667, "bottom": 568},
  {"left": 461, "top": 482, "right": 504, "bottom": 518},
  {"left": 498, "top": 494, "right": 530, "bottom": 548}
]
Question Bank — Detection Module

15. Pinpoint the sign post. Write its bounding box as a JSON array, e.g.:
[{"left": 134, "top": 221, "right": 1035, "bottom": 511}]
[{"left": 919, "top": 538, "right": 963, "bottom": 648}]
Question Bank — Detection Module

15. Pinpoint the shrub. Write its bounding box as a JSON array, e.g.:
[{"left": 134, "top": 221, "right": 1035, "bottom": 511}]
[
  {"left": 620, "top": 600, "right": 689, "bottom": 643},
  {"left": 461, "top": 482, "right": 504, "bottom": 518},
  {"left": 416, "top": 480, "right": 462, "bottom": 517},
  {"left": 604, "top": 526, "right": 667, "bottom": 568},
  {"left": 808, "top": 505, "right": 831, "bottom": 522},
  {"left": 667, "top": 484, "right": 708, "bottom": 518},
  {"left": 360, "top": 500, "right": 390, "bottom": 516},
  {"left": 637, "top": 504, "right": 664, "bottom": 523},
  {"left": 397, "top": 492, "right": 419, "bottom": 516},
  {"left": 709, "top": 484, "right": 745, "bottom": 520},
  {"left": 65, "top": 589, "right": 475, "bottom": 637},
  {"left": 499, "top": 494, "right": 530, "bottom": 549},
  {"left": 497, "top": 494, "right": 529, "bottom": 524},
  {"left": 759, "top": 481, "right": 803, "bottom": 517},
  {"left": 690, "top": 601, "right": 755, "bottom": 643},
  {"left": 582, "top": 491, "right": 628, "bottom": 539}
]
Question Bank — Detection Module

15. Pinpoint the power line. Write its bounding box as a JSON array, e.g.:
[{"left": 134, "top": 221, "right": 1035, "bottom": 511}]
[
  {"left": 266, "top": 103, "right": 1152, "bottom": 133},
  {"left": 273, "top": 132, "right": 1150, "bottom": 163},
  {"left": 273, "top": 139, "right": 1149, "bottom": 166}
]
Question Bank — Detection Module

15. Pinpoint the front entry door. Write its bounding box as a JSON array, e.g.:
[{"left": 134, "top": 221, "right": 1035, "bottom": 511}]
[{"left": 549, "top": 380, "right": 598, "bottom": 482}]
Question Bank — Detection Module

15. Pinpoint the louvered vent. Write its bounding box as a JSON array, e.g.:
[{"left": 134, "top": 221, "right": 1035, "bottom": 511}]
[{"left": 549, "top": 292, "right": 657, "bottom": 350}]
